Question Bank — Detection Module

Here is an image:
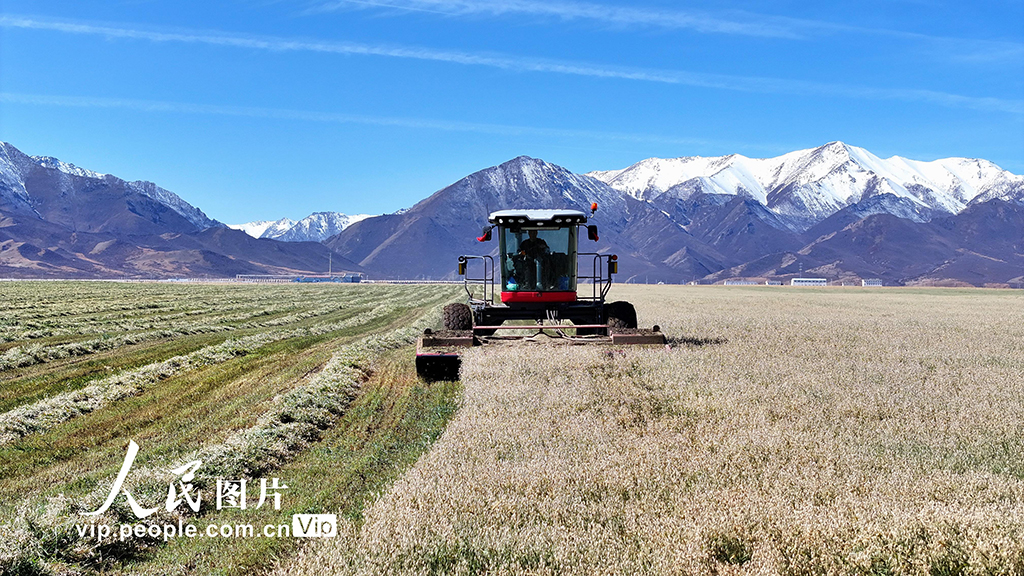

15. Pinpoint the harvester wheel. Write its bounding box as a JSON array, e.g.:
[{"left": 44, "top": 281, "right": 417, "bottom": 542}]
[
  {"left": 604, "top": 301, "right": 638, "bottom": 333},
  {"left": 442, "top": 303, "right": 473, "bottom": 331}
]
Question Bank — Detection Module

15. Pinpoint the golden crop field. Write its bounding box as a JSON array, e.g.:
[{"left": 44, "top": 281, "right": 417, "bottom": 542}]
[{"left": 279, "top": 285, "right": 1024, "bottom": 576}]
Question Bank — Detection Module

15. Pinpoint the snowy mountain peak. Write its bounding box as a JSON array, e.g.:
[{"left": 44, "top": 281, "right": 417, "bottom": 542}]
[
  {"left": 229, "top": 212, "right": 374, "bottom": 242},
  {"left": 263, "top": 218, "right": 297, "bottom": 238},
  {"left": 0, "top": 143, "right": 34, "bottom": 211},
  {"left": 31, "top": 156, "right": 105, "bottom": 179},
  {"left": 277, "top": 212, "right": 373, "bottom": 242},
  {"left": 123, "top": 179, "right": 221, "bottom": 230},
  {"left": 227, "top": 220, "right": 281, "bottom": 238},
  {"left": 1, "top": 141, "right": 220, "bottom": 231},
  {"left": 479, "top": 155, "right": 627, "bottom": 212},
  {"left": 587, "top": 142, "right": 1023, "bottom": 226}
]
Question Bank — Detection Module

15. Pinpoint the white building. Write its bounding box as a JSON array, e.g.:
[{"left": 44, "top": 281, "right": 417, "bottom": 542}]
[
  {"left": 791, "top": 277, "right": 827, "bottom": 286},
  {"left": 862, "top": 278, "right": 883, "bottom": 287}
]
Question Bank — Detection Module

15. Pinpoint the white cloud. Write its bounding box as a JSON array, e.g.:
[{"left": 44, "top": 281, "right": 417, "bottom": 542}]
[
  {"left": 311, "top": 0, "right": 1024, "bottom": 64},
  {"left": 1, "top": 15, "right": 1020, "bottom": 114},
  {"left": 309, "top": 0, "right": 803, "bottom": 38},
  {"left": 0, "top": 91, "right": 721, "bottom": 146}
]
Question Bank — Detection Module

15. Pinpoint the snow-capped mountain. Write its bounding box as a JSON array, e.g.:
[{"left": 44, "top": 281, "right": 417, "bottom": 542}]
[
  {"left": 123, "top": 179, "right": 221, "bottom": 231},
  {"left": 0, "top": 142, "right": 221, "bottom": 231},
  {"left": 276, "top": 212, "right": 373, "bottom": 242},
  {"left": 404, "top": 155, "right": 631, "bottom": 225},
  {"left": 259, "top": 218, "right": 299, "bottom": 240},
  {"left": 0, "top": 141, "right": 360, "bottom": 278},
  {"left": 325, "top": 155, "right": 721, "bottom": 280},
  {"left": 588, "top": 141, "right": 1024, "bottom": 227},
  {"left": 4, "top": 139, "right": 1022, "bottom": 284},
  {"left": 32, "top": 156, "right": 104, "bottom": 179},
  {"left": 227, "top": 220, "right": 280, "bottom": 238},
  {"left": 228, "top": 218, "right": 295, "bottom": 239},
  {"left": 229, "top": 212, "right": 373, "bottom": 242}
]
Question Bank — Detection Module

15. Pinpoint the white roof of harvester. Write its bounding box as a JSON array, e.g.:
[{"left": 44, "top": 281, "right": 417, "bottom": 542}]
[{"left": 488, "top": 209, "right": 587, "bottom": 225}]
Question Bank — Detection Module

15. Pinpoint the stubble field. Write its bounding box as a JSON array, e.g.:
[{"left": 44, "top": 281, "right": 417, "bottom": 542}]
[{"left": 279, "top": 285, "right": 1024, "bottom": 576}]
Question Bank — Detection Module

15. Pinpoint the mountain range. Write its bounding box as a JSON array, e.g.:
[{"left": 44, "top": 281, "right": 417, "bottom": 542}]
[
  {"left": 229, "top": 212, "right": 372, "bottom": 243},
  {"left": 325, "top": 143, "right": 1023, "bottom": 286},
  {"left": 1, "top": 140, "right": 1021, "bottom": 285},
  {"left": 588, "top": 141, "right": 1022, "bottom": 225},
  {"left": 0, "top": 142, "right": 360, "bottom": 278}
]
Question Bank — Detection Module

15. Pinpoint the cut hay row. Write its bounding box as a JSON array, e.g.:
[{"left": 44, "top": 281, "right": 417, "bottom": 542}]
[
  {"left": 0, "top": 284, "right": 413, "bottom": 345},
  {"left": 0, "top": 324, "right": 236, "bottom": 371},
  {"left": 0, "top": 294, "right": 389, "bottom": 372},
  {"left": 0, "top": 285, "right": 255, "bottom": 326},
  {"left": 279, "top": 286, "right": 1024, "bottom": 576},
  {"left": 0, "top": 299, "right": 282, "bottom": 342}
]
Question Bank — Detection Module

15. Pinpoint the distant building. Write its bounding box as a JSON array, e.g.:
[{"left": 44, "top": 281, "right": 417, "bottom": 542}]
[
  {"left": 791, "top": 277, "right": 827, "bottom": 286},
  {"left": 235, "top": 274, "right": 296, "bottom": 283},
  {"left": 724, "top": 279, "right": 759, "bottom": 286},
  {"left": 765, "top": 280, "right": 784, "bottom": 286},
  {"left": 289, "top": 272, "right": 363, "bottom": 283},
  {"left": 862, "top": 278, "right": 883, "bottom": 287}
]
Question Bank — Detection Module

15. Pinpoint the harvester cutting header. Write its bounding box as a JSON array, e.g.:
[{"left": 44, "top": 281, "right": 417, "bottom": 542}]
[{"left": 416, "top": 203, "right": 665, "bottom": 381}]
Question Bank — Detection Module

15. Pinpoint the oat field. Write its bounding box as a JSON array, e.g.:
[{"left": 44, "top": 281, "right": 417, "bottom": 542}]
[
  {"left": 280, "top": 285, "right": 1024, "bottom": 576},
  {"left": 0, "top": 281, "right": 462, "bottom": 575}
]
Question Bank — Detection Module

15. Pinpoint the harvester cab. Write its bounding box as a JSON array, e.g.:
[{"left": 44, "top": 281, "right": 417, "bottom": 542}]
[{"left": 415, "top": 205, "right": 665, "bottom": 381}]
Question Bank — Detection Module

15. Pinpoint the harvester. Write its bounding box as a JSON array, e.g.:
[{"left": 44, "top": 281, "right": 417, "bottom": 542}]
[{"left": 416, "top": 204, "right": 665, "bottom": 381}]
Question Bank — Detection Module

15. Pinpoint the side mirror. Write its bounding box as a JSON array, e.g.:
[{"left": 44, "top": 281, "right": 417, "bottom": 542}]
[
  {"left": 477, "top": 226, "right": 493, "bottom": 242},
  {"left": 587, "top": 225, "right": 599, "bottom": 241},
  {"left": 458, "top": 256, "right": 467, "bottom": 276}
]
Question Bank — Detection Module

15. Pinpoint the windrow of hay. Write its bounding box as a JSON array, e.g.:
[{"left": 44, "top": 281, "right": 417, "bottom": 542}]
[
  {"left": 0, "top": 323, "right": 234, "bottom": 371},
  {"left": 0, "top": 285, "right": 414, "bottom": 369},
  {"left": 0, "top": 283, "right": 277, "bottom": 342},
  {"left": 280, "top": 286, "right": 1024, "bottom": 575}
]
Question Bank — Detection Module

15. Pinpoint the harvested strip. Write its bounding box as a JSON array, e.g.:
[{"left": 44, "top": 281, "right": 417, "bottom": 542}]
[
  {"left": 0, "top": 325, "right": 233, "bottom": 371},
  {"left": 0, "top": 299, "right": 456, "bottom": 572},
  {"left": 0, "top": 300, "right": 283, "bottom": 342},
  {"left": 0, "top": 302, "right": 406, "bottom": 446},
  {"left": 183, "top": 299, "right": 450, "bottom": 482},
  {"left": 0, "top": 284, "right": 410, "bottom": 343},
  {"left": 0, "top": 295, "right": 400, "bottom": 372}
]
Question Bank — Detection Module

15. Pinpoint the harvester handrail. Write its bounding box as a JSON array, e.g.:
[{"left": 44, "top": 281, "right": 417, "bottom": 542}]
[
  {"left": 461, "top": 254, "right": 495, "bottom": 304},
  {"left": 577, "top": 253, "right": 614, "bottom": 302}
]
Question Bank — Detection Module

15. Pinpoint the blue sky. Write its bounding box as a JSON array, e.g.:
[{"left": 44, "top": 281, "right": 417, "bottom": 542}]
[{"left": 1, "top": 0, "right": 1022, "bottom": 224}]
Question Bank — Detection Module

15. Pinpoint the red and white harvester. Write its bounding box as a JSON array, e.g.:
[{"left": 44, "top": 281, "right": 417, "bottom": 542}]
[{"left": 416, "top": 204, "right": 665, "bottom": 381}]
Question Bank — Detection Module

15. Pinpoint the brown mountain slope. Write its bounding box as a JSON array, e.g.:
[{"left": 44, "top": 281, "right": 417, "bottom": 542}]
[
  {"left": 0, "top": 142, "right": 361, "bottom": 278},
  {"left": 326, "top": 156, "right": 726, "bottom": 282}
]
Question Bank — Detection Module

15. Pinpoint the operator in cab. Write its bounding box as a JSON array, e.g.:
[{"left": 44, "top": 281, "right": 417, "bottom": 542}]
[{"left": 518, "top": 229, "right": 549, "bottom": 259}]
